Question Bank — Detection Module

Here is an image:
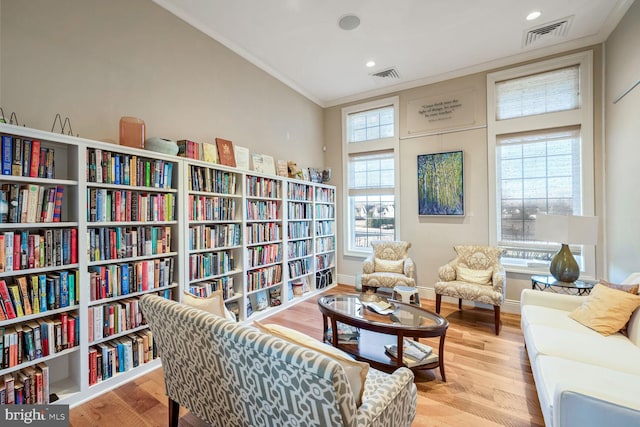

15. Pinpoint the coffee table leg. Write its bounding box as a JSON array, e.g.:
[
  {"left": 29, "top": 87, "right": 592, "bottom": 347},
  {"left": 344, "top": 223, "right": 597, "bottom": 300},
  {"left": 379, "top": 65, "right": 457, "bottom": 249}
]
[
  {"left": 439, "top": 334, "right": 447, "bottom": 382},
  {"left": 322, "top": 314, "right": 328, "bottom": 343}
]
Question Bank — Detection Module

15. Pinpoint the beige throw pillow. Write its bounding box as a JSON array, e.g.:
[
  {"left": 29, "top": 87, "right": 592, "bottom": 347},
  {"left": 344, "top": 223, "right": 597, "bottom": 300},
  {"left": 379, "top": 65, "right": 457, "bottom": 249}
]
[
  {"left": 253, "top": 321, "right": 369, "bottom": 406},
  {"left": 183, "top": 290, "right": 227, "bottom": 319},
  {"left": 569, "top": 284, "right": 640, "bottom": 335},
  {"left": 375, "top": 258, "right": 405, "bottom": 274},
  {"left": 455, "top": 265, "right": 493, "bottom": 285},
  {"left": 598, "top": 279, "right": 639, "bottom": 295}
]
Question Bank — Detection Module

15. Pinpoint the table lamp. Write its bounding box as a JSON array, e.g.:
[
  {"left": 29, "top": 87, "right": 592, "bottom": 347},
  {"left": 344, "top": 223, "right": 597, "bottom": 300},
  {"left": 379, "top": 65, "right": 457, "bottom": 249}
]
[{"left": 535, "top": 214, "right": 599, "bottom": 282}]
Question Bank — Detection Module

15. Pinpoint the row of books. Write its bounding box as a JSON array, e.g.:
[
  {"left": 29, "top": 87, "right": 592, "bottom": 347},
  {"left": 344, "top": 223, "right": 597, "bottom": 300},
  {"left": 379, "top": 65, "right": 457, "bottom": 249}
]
[
  {"left": 188, "top": 165, "right": 238, "bottom": 194},
  {"left": 288, "top": 221, "right": 310, "bottom": 239},
  {"left": 246, "top": 222, "right": 281, "bottom": 245},
  {"left": 0, "top": 228, "right": 77, "bottom": 273},
  {"left": 246, "top": 175, "right": 281, "bottom": 199},
  {"left": 1, "top": 135, "right": 55, "bottom": 179},
  {"left": 246, "top": 264, "right": 282, "bottom": 292},
  {"left": 0, "top": 272, "right": 78, "bottom": 320},
  {"left": 315, "top": 220, "right": 335, "bottom": 236},
  {"left": 316, "top": 236, "right": 335, "bottom": 252},
  {"left": 86, "top": 148, "right": 174, "bottom": 189},
  {"left": 316, "top": 204, "right": 335, "bottom": 218},
  {"left": 188, "top": 195, "right": 237, "bottom": 221},
  {"left": 247, "top": 244, "right": 282, "bottom": 268},
  {"left": 246, "top": 200, "right": 280, "bottom": 221},
  {"left": 88, "top": 330, "right": 157, "bottom": 386},
  {"left": 87, "top": 225, "right": 172, "bottom": 262},
  {"left": 88, "top": 258, "right": 175, "bottom": 301},
  {"left": 287, "top": 182, "right": 313, "bottom": 201},
  {"left": 188, "top": 251, "right": 235, "bottom": 281},
  {"left": 287, "top": 240, "right": 311, "bottom": 259},
  {"left": 88, "top": 189, "right": 176, "bottom": 223},
  {"left": 316, "top": 253, "right": 334, "bottom": 270},
  {"left": 288, "top": 258, "right": 311, "bottom": 278},
  {"left": 315, "top": 187, "right": 335, "bottom": 204},
  {"left": 189, "top": 223, "right": 241, "bottom": 251},
  {"left": 188, "top": 276, "right": 234, "bottom": 301},
  {"left": 288, "top": 202, "right": 313, "bottom": 219},
  {"left": 88, "top": 299, "right": 144, "bottom": 343},
  {"left": 0, "top": 184, "right": 64, "bottom": 224},
  {"left": 177, "top": 139, "right": 218, "bottom": 163},
  {"left": 1, "top": 313, "right": 78, "bottom": 369},
  {"left": 0, "top": 362, "right": 50, "bottom": 405}
]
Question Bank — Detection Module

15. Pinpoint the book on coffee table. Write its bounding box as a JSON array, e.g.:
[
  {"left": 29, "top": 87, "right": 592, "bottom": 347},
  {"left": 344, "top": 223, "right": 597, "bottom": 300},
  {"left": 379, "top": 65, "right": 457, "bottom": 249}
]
[{"left": 384, "top": 339, "right": 437, "bottom": 368}]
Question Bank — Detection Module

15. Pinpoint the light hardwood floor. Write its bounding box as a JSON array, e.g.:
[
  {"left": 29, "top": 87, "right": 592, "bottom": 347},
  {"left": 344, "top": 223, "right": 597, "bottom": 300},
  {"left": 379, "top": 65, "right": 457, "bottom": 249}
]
[{"left": 70, "top": 285, "right": 544, "bottom": 426}]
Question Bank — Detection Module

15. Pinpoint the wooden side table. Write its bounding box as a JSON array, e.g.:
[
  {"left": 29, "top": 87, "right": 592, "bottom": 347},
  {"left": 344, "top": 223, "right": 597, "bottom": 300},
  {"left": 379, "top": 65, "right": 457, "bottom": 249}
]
[{"left": 531, "top": 274, "right": 597, "bottom": 296}]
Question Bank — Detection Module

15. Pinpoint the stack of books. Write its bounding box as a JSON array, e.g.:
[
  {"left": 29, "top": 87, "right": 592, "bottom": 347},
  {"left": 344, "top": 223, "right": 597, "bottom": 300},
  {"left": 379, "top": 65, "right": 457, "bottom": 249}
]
[
  {"left": 385, "top": 338, "right": 438, "bottom": 367},
  {"left": 326, "top": 323, "right": 359, "bottom": 344}
]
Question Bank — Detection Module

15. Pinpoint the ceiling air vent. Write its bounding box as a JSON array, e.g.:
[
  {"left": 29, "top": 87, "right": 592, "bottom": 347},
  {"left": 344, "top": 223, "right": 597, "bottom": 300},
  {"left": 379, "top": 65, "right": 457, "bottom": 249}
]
[
  {"left": 523, "top": 16, "right": 573, "bottom": 47},
  {"left": 370, "top": 67, "right": 400, "bottom": 80}
]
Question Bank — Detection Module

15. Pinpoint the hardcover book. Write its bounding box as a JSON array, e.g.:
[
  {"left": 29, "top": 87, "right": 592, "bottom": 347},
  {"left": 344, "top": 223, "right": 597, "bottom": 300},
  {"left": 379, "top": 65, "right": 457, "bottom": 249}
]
[
  {"left": 234, "top": 145, "right": 250, "bottom": 170},
  {"left": 215, "top": 138, "right": 236, "bottom": 167}
]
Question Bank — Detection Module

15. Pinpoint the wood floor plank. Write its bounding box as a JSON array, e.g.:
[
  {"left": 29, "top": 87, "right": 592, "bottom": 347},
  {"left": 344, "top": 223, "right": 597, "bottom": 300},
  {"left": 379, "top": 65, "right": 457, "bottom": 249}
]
[{"left": 70, "top": 284, "right": 544, "bottom": 426}]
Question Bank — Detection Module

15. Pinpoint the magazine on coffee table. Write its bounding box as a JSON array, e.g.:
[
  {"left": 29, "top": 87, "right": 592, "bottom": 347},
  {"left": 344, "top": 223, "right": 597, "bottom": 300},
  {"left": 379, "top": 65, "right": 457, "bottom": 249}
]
[{"left": 384, "top": 339, "right": 438, "bottom": 368}]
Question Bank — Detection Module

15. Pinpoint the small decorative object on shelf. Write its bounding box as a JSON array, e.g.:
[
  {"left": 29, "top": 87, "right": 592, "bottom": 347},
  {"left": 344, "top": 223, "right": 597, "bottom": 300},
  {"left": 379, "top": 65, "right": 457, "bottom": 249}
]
[{"left": 119, "top": 116, "right": 145, "bottom": 149}]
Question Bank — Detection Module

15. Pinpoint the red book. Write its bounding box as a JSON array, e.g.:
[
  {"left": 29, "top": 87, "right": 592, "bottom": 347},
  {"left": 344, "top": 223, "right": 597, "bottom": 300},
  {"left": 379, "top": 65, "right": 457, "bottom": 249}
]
[
  {"left": 108, "top": 306, "right": 115, "bottom": 336},
  {"left": 215, "top": 138, "right": 236, "bottom": 167},
  {"left": 13, "top": 232, "right": 21, "bottom": 271},
  {"left": 29, "top": 140, "right": 41, "bottom": 178},
  {"left": 52, "top": 186, "right": 64, "bottom": 222},
  {"left": 60, "top": 313, "right": 68, "bottom": 350},
  {"left": 0, "top": 279, "right": 17, "bottom": 319},
  {"left": 70, "top": 228, "right": 77, "bottom": 264}
]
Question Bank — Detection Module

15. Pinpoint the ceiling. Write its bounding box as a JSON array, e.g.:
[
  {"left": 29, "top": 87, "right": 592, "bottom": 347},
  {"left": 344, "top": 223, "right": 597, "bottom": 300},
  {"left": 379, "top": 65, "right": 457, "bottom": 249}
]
[{"left": 153, "top": 0, "right": 634, "bottom": 107}]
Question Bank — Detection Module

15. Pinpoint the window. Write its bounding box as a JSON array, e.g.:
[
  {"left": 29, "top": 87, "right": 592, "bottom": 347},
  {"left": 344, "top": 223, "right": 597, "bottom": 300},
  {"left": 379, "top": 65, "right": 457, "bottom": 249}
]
[
  {"left": 342, "top": 97, "right": 399, "bottom": 256},
  {"left": 487, "top": 52, "right": 595, "bottom": 276}
]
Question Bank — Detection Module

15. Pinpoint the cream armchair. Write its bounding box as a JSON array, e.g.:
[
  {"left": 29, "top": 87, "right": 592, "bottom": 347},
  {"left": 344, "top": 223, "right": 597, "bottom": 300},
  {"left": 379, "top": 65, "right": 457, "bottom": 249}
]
[
  {"left": 434, "top": 245, "right": 506, "bottom": 335},
  {"left": 361, "top": 241, "right": 416, "bottom": 292}
]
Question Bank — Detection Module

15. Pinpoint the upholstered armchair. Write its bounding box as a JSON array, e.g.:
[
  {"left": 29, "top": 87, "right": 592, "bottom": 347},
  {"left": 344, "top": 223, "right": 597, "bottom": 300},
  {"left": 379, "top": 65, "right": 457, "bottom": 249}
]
[
  {"left": 434, "top": 245, "right": 506, "bottom": 335},
  {"left": 361, "top": 241, "right": 416, "bottom": 292}
]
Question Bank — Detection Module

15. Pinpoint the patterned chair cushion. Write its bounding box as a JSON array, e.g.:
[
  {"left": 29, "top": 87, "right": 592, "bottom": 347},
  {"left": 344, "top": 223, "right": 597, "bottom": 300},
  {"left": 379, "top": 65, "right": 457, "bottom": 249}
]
[
  {"left": 253, "top": 321, "right": 369, "bottom": 406},
  {"left": 362, "top": 272, "right": 416, "bottom": 288},
  {"left": 434, "top": 280, "right": 504, "bottom": 305}
]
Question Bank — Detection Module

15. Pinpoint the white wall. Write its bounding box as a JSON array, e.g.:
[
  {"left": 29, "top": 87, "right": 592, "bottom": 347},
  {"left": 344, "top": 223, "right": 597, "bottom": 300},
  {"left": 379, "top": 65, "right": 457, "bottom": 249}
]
[
  {"left": 0, "top": 0, "right": 324, "bottom": 166},
  {"left": 604, "top": 0, "right": 640, "bottom": 282}
]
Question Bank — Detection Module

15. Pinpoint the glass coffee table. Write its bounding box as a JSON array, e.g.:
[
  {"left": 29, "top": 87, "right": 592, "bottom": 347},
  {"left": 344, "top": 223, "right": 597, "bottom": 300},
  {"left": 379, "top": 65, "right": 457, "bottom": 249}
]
[{"left": 317, "top": 294, "right": 449, "bottom": 381}]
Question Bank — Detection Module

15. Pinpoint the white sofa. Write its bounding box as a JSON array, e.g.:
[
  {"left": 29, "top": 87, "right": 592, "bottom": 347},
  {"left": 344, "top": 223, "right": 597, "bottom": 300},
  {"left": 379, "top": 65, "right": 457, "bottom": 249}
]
[{"left": 520, "top": 273, "right": 640, "bottom": 427}]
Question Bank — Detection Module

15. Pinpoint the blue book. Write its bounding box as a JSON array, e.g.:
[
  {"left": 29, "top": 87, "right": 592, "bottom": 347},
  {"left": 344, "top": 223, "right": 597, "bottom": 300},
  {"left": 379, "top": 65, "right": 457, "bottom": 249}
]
[
  {"left": 1, "top": 135, "right": 12, "bottom": 175},
  {"left": 39, "top": 274, "right": 47, "bottom": 312},
  {"left": 59, "top": 271, "right": 69, "bottom": 307},
  {"left": 47, "top": 276, "right": 56, "bottom": 309},
  {"left": 117, "top": 343, "right": 125, "bottom": 372},
  {"left": 114, "top": 155, "right": 121, "bottom": 185},
  {"left": 121, "top": 264, "right": 130, "bottom": 294},
  {"left": 68, "top": 271, "right": 75, "bottom": 305}
]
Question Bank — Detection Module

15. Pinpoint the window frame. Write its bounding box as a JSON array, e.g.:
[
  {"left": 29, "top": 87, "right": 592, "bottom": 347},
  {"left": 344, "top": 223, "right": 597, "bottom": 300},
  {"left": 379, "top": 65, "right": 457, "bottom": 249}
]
[
  {"left": 486, "top": 51, "right": 595, "bottom": 277},
  {"left": 342, "top": 96, "right": 400, "bottom": 257}
]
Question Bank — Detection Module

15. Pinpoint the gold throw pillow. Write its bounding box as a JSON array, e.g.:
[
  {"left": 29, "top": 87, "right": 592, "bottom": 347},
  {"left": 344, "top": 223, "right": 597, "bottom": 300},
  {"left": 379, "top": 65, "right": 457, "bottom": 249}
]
[
  {"left": 182, "top": 290, "right": 226, "bottom": 318},
  {"left": 598, "top": 279, "right": 639, "bottom": 295},
  {"left": 569, "top": 284, "right": 640, "bottom": 335},
  {"left": 374, "top": 258, "right": 405, "bottom": 274},
  {"left": 455, "top": 265, "right": 493, "bottom": 285}
]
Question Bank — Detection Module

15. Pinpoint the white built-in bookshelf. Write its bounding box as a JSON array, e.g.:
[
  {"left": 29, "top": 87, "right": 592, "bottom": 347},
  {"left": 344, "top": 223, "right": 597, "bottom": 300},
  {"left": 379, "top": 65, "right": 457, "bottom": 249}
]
[{"left": 0, "top": 123, "right": 336, "bottom": 407}]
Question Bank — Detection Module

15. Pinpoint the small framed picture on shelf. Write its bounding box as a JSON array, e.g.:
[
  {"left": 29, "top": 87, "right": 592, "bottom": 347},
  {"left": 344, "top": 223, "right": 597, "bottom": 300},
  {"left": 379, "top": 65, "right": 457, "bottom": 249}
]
[
  {"left": 301, "top": 167, "right": 310, "bottom": 181},
  {"left": 276, "top": 159, "right": 288, "bottom": 177}
]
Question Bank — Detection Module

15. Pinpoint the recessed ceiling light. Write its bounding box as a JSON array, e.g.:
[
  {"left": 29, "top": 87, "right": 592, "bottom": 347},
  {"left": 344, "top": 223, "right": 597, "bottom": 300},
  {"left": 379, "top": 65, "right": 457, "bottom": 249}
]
[
  {"left": 366, "top": 60, "right": 376, "bottom": 68},
  {"left": 526, "top": 11, "right": 542, "bottom": 21},
  {"left": 338, "top": 14, "right": 360, "bottom": 31}
]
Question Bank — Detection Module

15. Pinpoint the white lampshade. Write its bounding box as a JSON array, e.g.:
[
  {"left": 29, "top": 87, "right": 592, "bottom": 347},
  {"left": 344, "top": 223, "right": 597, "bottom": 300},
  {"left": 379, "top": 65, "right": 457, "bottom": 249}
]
[{"left": 535, "top": 214, "right": 599, "bottom": 245}]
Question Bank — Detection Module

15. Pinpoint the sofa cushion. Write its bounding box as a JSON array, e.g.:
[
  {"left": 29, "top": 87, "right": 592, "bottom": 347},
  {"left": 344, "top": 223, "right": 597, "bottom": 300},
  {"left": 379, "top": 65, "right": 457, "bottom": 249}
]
[
  {"left": 253, "top": 321, "right": 369, "bottom": 406},
  {"left": 569, "top": 284, "right": 640, "bottom": 335},
  {"left": 523, "top": 323, "right": 640, "bottom": 376},
  {"left": 375, "top": 258, "right": 405, "bottom": 274},
  {"left": 521, "top": 305, "right": 596, "bottom": 333},
  {"left": 531, "top": 355, "right": 640, "bottom": 427},
  {"left": 454, "top": 265, "right": 492, "bottom": 285}
]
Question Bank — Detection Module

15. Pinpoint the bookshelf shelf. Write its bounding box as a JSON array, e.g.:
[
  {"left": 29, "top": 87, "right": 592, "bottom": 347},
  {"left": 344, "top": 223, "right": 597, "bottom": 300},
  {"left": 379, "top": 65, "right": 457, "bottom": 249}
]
[{"left": 0, "top": 123, "right": 335, "bottom": 407}]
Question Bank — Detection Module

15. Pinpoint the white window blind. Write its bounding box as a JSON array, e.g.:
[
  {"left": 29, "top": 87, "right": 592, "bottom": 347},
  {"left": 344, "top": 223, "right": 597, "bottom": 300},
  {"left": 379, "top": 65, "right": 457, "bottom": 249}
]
[
  {"left": 495, "top": 65, "right": 580, "bottom": 120},
  {"left": 348, "top": 151, "right": 395, "bottom": 192}
]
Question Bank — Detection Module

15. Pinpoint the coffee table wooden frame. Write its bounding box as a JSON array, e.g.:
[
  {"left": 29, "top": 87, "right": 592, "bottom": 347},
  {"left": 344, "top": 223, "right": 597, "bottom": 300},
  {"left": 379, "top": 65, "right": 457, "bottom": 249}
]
[{"left": 318, "top": 294, "right": 449, "bottom": 381}]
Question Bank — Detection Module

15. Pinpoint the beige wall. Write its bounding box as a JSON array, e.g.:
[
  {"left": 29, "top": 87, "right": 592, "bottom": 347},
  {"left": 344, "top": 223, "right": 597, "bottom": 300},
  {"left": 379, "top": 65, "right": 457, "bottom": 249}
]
[
  {"left": 326, "top": 48, "right": 606, "bottom": 306},
  {"left": 605, "top": 0, "right": 640, "bottom": 282},
  {"left": 0, "top": 0, "right": 324, "bottom": 165}
]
